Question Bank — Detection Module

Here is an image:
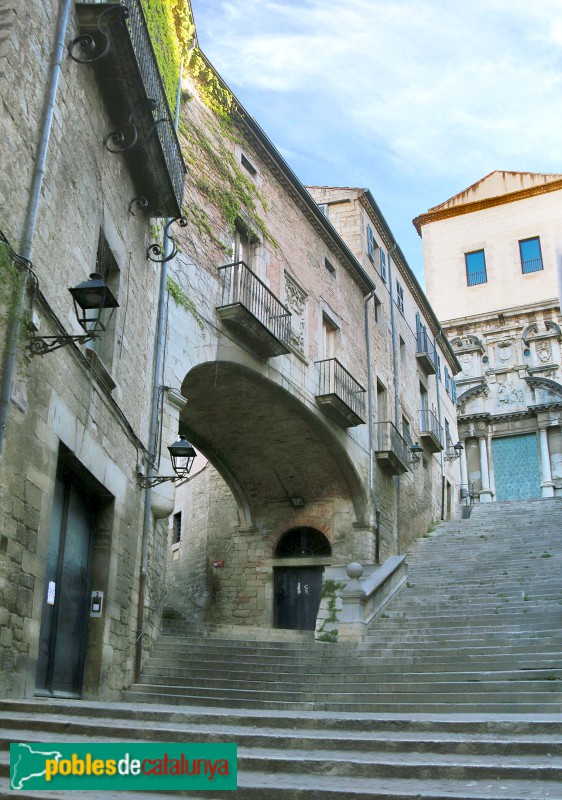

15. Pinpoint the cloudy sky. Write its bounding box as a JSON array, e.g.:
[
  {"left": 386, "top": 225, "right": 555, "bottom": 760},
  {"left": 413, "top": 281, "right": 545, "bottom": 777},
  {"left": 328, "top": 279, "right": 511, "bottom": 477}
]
[{"left": 189, "top": 0, "right": 562, "bottom": 284}]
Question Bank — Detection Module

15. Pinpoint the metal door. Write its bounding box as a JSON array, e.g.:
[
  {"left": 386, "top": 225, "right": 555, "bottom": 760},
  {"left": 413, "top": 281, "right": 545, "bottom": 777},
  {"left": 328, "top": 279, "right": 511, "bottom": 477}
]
[
  {"left": 36, "top": 474, "right": 94, "bottom": 696},
  {"left": 492, "top": 434, "right": 542, "bottom": 501},
  {"left": 273, "top": 567, "right": 323, "bottom": 630}
]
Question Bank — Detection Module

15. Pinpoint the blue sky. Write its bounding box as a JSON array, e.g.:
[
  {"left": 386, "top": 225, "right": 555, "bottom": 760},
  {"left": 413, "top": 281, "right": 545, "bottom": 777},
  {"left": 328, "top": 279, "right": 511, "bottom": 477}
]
[{"left": 189, "top": 0, "right": 562, "bottom": 284}]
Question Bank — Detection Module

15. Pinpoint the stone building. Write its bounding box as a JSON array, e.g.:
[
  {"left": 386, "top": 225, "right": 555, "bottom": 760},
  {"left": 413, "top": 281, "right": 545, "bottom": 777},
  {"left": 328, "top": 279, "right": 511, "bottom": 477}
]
[
  {"left": 0, "top": 0, "right": 189, "bottom": 699},
  {"left": 164, "top": 47, "right": 462, "bottom": 633},
  {"left": 415, "top": 171, "right": 562, "bottom": 503}
]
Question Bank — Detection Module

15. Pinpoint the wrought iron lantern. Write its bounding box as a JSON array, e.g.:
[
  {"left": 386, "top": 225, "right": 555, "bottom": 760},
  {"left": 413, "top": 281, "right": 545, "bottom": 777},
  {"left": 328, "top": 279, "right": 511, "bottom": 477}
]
[
  {"left": 409, "top": 442, "right": 423, "bottom": 468},
  {"left": 28, "top": 273, "right": 118, "bottom": 356},
  {"left": 444, "top": 441, "right": 464, "bottom": 462},
  {"left": 138, "top": 435, "right": 197, "bottom": 488}
]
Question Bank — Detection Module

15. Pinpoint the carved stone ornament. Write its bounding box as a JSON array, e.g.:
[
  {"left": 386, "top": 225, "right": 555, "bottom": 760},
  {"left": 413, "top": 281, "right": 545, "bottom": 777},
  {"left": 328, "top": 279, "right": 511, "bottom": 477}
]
[
  {"left": 536, "top": 340, "right": 553, "bottom": 363},
  {"left": 284, "top": 274, "right": 306, "bottom": 352},
  {"left": 497, "top": 381, "right": 526, "bottom": 407},
  {"left": 451, "top": 335, "right": 484, "bottom": 354},
  {"left": 459, "top": 352, "right": 475, "bottom": 377},
  {"left": 496, "top": 340, "right": 514, "bottom": 364}
]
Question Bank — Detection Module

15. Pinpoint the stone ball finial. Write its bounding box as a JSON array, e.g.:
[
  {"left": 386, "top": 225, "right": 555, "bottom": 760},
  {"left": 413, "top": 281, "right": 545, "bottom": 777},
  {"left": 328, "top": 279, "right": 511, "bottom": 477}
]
[{"left": 346, "top": 562, "right": 363, "bottom": 580}]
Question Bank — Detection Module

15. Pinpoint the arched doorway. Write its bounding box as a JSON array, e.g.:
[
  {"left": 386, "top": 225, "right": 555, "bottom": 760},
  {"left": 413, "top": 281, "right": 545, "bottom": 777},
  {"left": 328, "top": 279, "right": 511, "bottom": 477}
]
[{"left": 273, "top": 528, "right": 331, "bottom": 631}]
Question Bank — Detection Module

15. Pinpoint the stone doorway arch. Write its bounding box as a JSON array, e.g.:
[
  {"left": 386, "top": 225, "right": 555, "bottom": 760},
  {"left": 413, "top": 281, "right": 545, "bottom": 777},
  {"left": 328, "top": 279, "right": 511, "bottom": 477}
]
[{"left": 273, "top": 528, "right": 331, "bottom": 631}]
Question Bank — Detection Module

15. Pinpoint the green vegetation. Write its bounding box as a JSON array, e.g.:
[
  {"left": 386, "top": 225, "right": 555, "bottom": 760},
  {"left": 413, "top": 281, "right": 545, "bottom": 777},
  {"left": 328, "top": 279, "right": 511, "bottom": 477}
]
[
  {"left": 316, "top": 579, "right": 345, "bottom": 644},
  {"left": 166, "top": 275, "right": 204, "bottom": 331},
  {"left": 140, "top": 0, "right": 195, "bottom": 114}
]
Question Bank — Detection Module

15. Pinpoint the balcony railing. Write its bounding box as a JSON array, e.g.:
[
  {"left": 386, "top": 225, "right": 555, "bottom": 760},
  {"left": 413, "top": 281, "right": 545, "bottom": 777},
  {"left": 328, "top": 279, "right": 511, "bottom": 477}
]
[
  {"left": 416, "top": 327, "right": 438, "bottom": 375},
  {"left": 375, "top": 421, "right": 409, "bottom": 475},
  {"left": 521, "top": 258, "right": 543, "bottom": 275},
  {"left": 467, "top": 270, "right": 487, "bottom": 287},
  {"left": 419, "top": 408, "right": 443, "bottom": 453},
  {"left": 315, "top": 358, "right": 366, "bottom": 427},
  {"left": 216, "top": 262, "right": 291, "bottom": 358},
  {"left": 73, "top": 1, "right": 186, "bottom": 216}
]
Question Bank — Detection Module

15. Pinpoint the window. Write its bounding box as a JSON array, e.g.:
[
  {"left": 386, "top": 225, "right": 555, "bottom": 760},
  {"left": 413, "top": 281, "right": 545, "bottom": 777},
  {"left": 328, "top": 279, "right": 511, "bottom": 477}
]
[
  {"left": 465, "top": 249, "right": 487, "bottom": 286},
  {"left": 324, "top": 257, "right": 336, "bottom": 274},
  {"left": 402, "top": 415, "right": 412, "bottom": 444},
  {"left": 444, "top": 366, "right": 451, "bottom": 395},
  {"left": 519, "top": 236, "right": 543, "bottom": 274},
  {"left": 172, "top": 512, "right": 182, "bottom": 545},
  {"left": 396, "top": 280, "right": 404, "bottom": 314},
  {"left": 376, "top": 379, "right": 387, "bottom": 421},
  {"left": 379, "top": 248, "right": 387, "bottom": 282},
  {"left": 322, "top": 315, "right": 337, "bottom": 359},
  {"left": 399, "top": 335, "right": 406, "bottom": 364},
  {"left": 445, "top": 418, "right": 453, "bottom": 450},
  {"left": 240, "top": 153, "right": 257, "bottom": 177},
  {"left": 90, "top": 230, "right": 119, "bottom": 370},
  {"left": 451, "top": 379, "right": 457, "bottom": 403},
  {"left": 234, "top": 224, "right": 258, "bottom": 268},
  {"left": 318, "top": 204, "right": 329, "bottom": 218},
  {"left": 374, "top": 294, "right": 382, "bottom": 323},
  {"left": 366, "top": 224, "right": 376, "bottom": 261}
]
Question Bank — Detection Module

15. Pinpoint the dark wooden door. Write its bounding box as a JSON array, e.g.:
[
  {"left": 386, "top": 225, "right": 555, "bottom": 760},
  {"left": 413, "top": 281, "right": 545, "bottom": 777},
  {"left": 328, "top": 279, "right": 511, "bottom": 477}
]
[
  {"left": 274, "top": 567, "right": 323, "bottom": 630},
  {"left": 36, "top": 474, "right": 94, "bottom": 697}
]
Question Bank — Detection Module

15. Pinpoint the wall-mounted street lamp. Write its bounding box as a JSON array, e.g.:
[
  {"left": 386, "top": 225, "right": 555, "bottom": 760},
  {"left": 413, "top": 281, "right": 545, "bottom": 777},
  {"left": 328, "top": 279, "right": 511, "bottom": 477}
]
[
  {"left": 444, "top": 441, "right": 464, "bottom": 462},
  {"left": 27, "top": 272, "right": 119, "bottom": 356},
  {"left": 409, "top": 442, "right": 423, "bottom": 468},
  {"left": 138, "top": 435, "right": 197, "bottom": 488}
]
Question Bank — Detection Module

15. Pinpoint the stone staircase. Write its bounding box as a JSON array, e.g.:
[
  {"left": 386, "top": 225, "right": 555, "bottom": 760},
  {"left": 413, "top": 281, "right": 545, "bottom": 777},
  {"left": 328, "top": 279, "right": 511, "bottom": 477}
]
[
  {"left": 125, "top": 497, "right": 562, "bottom": 714},
  {"left": 1, "top": 497, "right": 561, "bottom": 798}
]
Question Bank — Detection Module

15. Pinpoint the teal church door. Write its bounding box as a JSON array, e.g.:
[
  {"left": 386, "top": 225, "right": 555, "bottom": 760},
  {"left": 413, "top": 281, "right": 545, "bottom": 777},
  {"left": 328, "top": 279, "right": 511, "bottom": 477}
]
[{"left": 492, "top": 434, "right": 542, "bottom": 501}]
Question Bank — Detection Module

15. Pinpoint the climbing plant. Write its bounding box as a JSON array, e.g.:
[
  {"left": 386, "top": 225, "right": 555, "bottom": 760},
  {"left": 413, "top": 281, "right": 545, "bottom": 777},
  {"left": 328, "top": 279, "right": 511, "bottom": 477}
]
[{"left": 140, "top": 0, "right": 195, "bottom": 114}]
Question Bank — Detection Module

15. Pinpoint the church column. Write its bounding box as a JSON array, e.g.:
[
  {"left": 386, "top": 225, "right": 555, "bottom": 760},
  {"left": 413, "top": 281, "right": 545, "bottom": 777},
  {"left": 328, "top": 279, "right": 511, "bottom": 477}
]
[
  {"left": 538, "top": 426, "right": 555, "bottom": 498},
  {"left": 459, "top": 439, "right": 469, "bottom": 495},
  {"left": 478, "top": 435, "right": 493, "bottom": 502}
]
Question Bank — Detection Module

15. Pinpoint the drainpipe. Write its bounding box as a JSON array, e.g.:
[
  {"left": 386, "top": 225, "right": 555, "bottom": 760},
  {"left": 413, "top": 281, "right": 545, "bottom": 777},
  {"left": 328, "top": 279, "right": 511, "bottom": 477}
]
[
  {"left": 364, "top": 289, "right": 381, "bottom": 563},
  {"left": 135, "top": 64, "right": 183, "bottom": 682},
  {"left": 387, "top": 244, "right": 401, "bottom": 553},
  {"left": 0, "top": 0, "right": 72, "bottom": 456}
]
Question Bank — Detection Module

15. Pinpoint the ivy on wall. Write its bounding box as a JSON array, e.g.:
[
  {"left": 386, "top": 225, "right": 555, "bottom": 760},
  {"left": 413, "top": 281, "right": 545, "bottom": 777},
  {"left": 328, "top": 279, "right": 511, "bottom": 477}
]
[{"left": 140, "top": 0, "right": 195, "bottom": 114}]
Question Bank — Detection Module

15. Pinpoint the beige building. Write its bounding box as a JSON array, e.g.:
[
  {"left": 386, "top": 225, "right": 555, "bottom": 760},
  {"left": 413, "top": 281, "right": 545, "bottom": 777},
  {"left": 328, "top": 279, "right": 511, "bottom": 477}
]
[{"left": 415, "top": 171, "right": 562, "bottom": 504}]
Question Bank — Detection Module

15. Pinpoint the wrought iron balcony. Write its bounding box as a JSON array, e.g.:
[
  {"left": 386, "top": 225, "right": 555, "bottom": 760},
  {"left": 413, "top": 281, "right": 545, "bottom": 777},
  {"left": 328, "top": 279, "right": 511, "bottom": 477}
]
[
  {"left": 71, "top": 1, "right": 186, "bottom": 217},
  {"left": 419, "top": 408, "right": 443, "bottom": 453},
  {"left": 416, "top": 326, "right": 438, "bottom": 375},
  {"left": 216, "top": 261, "right": 291, "bottom": 358},
  {"left": 467, "top": 270, "right": 487, "bottom": 287},
  {"left": 315, "top": 358, "right": 366, "bottom": 428},
  {"left": 375, "top": 421, "right": 410, "bottom": 475}
]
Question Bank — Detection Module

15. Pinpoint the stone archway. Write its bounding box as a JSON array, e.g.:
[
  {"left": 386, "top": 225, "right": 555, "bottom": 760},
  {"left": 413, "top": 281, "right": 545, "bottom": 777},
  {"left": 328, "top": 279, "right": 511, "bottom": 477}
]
[{"left": 176, "top": 361, "right": 370, "bottom": 628}]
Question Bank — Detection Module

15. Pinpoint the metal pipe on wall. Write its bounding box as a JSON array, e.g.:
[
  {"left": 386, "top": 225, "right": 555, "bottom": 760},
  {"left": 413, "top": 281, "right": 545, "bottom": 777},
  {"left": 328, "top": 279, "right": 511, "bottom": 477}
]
[
  {"left": 364, "top": 289, "right": 381, "bottom": 563},
  {"left": 0, "top": 0, "right": 73, "bottom": 456}
]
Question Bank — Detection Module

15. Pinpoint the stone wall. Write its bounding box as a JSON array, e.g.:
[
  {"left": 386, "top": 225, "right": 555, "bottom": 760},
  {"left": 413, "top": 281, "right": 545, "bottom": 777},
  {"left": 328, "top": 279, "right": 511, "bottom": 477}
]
[{"left": 0, "top": 0, "right": 175, "bottom": 698}]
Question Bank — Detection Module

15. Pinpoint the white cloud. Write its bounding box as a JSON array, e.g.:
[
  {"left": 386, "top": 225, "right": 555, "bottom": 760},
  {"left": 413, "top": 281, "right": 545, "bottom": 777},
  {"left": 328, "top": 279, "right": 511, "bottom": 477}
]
[{"left": 191, "top": 0, "right": 562, "bottom": 276}]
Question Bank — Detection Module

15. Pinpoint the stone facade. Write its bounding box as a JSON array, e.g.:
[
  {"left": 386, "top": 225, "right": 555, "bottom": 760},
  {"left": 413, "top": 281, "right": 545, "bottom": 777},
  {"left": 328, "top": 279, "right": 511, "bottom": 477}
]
[
  {"left": 0, "top": 0, "right": 184, "bottom": 698},
  {"left": 162, "top": 62, "right": 461, "bottom": 632},
  {"left": 415, "top": 171, "right": 562, "bottom": 503}
]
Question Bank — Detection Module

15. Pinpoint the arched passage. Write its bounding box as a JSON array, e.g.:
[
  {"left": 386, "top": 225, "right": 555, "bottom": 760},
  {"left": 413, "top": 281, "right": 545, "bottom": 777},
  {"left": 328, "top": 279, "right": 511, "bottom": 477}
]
[{"left": 179, "top": 361, "right": 368, "bottom": 529}]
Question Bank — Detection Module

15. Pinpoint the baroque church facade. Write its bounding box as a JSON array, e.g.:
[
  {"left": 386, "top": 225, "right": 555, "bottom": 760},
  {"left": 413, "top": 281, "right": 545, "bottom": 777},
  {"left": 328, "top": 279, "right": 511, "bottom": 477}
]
[{"left": 415, "top": 171, "right": 562, "bottom": 504}]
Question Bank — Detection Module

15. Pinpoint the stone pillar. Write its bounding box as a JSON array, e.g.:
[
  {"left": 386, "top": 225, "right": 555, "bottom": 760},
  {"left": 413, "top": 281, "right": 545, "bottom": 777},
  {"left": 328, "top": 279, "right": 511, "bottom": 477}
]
[
  {"left": 478, "top": 435, "right": 493, "bottom": 502},
  {"left": 538, "top": 427, "right": 555, "bottom": 498},
  {"left": 459, "top": 443, "right": 468, "bottom": 491}
]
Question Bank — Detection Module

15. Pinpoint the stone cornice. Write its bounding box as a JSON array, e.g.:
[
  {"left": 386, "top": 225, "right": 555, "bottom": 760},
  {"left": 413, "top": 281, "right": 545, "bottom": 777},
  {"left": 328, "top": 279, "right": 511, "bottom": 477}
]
[{"left": 413, "top": 178, "right": 562, "bottom": 235}]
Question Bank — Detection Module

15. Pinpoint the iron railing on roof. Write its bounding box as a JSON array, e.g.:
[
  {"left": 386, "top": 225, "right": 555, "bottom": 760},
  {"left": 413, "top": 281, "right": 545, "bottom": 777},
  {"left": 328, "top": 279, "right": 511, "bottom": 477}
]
[{"left": 82, "top": 0, "right": 185, "bottom": 210}]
